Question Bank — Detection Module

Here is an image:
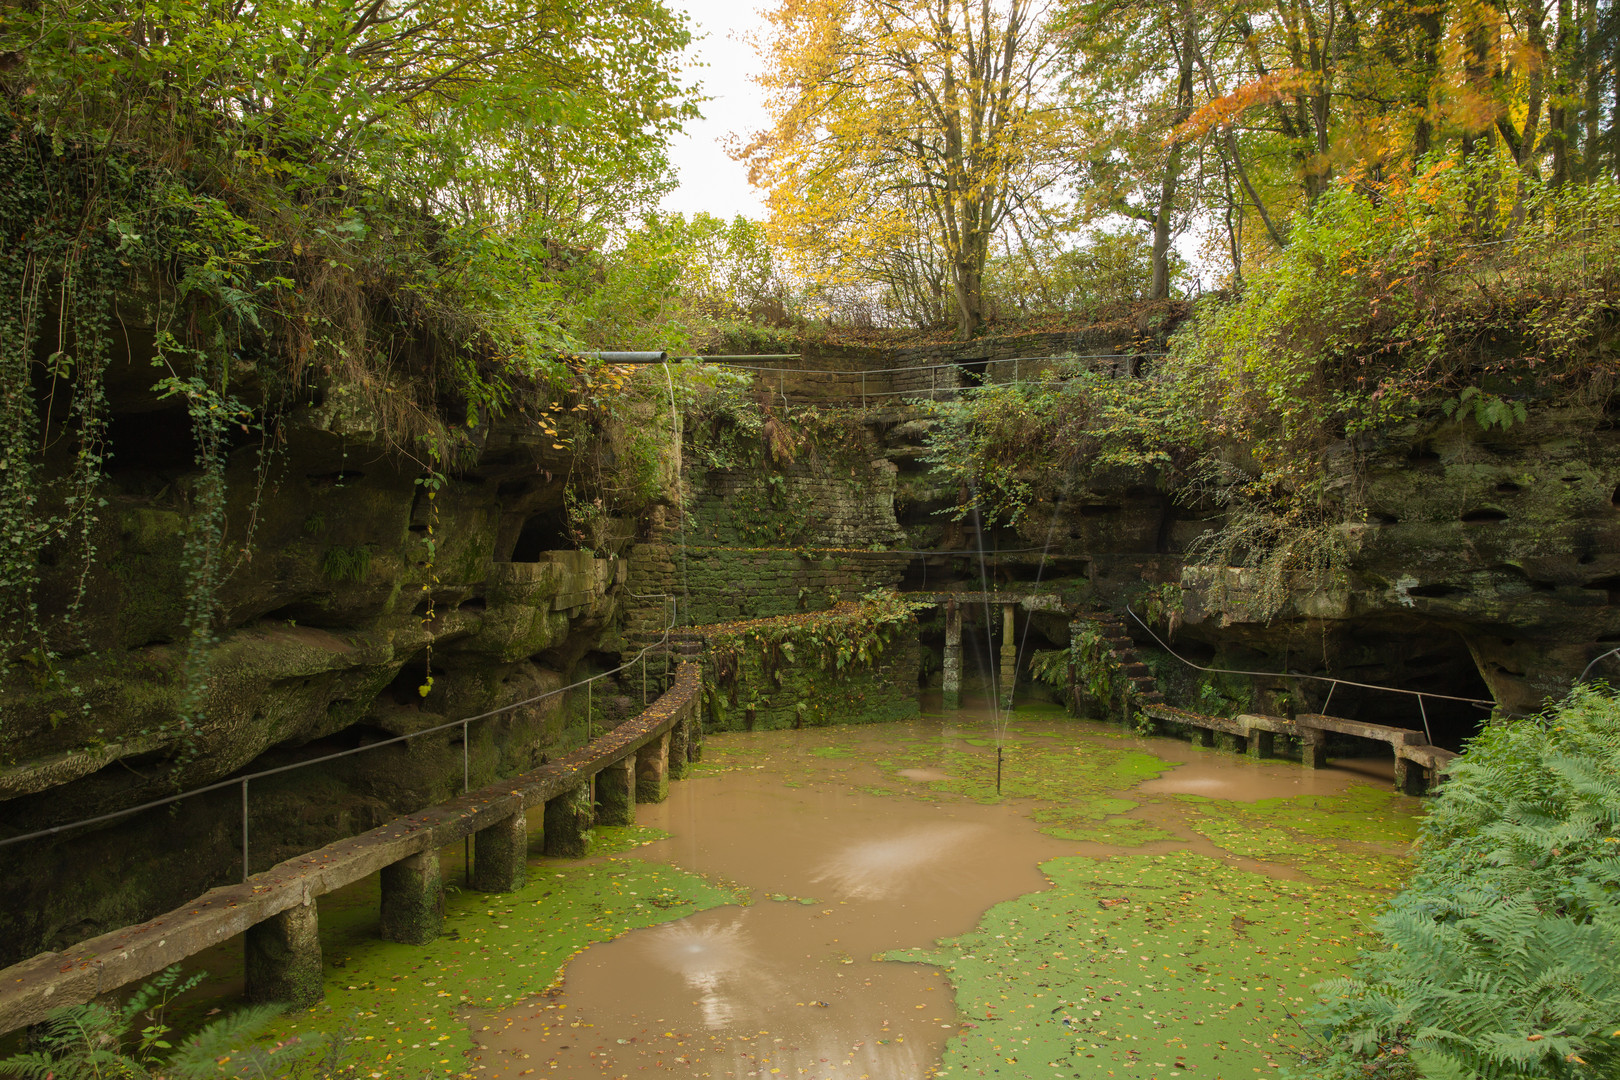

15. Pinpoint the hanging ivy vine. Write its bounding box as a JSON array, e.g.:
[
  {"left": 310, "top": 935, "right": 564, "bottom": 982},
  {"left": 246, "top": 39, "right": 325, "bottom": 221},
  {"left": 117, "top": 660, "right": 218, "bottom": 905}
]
[{"left": 0, "top": 125, "right": 131, "bottom": 702}]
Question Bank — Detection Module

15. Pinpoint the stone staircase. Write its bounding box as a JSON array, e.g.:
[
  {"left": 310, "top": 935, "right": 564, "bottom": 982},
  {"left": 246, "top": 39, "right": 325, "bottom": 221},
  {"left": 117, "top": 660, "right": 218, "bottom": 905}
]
[{"left": 1071, "top": 610, "right": 1163, "bottom": 724}]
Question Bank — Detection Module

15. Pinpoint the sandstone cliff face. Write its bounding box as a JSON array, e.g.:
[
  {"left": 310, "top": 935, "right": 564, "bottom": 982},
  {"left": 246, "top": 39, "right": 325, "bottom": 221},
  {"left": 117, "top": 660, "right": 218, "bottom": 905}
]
[
  {"left": 863, "top": 368, "right": 1619, "bottom": 743},
  {"left": 0, "top": 357, "right": 645, "bottom": 965},
  {"left": 4, "top": 331, "right": 1616, "bottom": 967},
  {"left": 1165, "top": 408, "right": 1620, "bottom": 719},
  {"left": 0, "top": 351, "right": 921, "bottom": 966}
]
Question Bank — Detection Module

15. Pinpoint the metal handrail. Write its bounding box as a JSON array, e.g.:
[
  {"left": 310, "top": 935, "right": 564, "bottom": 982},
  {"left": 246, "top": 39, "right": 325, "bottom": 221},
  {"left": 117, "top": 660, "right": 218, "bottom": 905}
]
[
  {"left": 0, "top": 594, "right": 681, "bottom": 884},
  {"left": 666, "top": 351, "right": 1168, "bottom": 378},
  {"left": 1120, "top": 603, "right": 1500, "bottom": 743}
]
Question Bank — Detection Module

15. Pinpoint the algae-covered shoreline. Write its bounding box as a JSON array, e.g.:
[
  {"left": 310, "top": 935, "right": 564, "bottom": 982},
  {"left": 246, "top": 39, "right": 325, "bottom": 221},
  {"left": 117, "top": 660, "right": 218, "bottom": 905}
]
[{"left": 98, "top": 706, "right": 1420, "bottom": 1079}]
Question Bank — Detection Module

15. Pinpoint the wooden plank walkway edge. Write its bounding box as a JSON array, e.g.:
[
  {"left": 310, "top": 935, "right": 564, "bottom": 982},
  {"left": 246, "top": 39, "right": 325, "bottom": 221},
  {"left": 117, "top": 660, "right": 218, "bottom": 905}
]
[{"left": 0, "top": 662, "right": 703, "bottom": 1036}]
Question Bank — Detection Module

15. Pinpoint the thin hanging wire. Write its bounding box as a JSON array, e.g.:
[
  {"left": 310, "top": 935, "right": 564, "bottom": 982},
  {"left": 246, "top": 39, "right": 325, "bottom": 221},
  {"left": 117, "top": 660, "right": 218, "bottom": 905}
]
[
  {"left": 661, "top": 360, "right": 690, "bottom": 629},
  {"left": 965, "top": 485, "right": 1007, "bottom": 791}
]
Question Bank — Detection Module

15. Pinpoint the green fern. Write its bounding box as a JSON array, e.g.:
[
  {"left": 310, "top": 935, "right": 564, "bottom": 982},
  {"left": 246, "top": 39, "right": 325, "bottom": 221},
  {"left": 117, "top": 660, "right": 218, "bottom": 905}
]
[
  {"left": 0, "top": 967, "right": 349, "bottom": 1079},
  {"left": 1289, "top": 685, "right": 1620, "bottom": 1080}
]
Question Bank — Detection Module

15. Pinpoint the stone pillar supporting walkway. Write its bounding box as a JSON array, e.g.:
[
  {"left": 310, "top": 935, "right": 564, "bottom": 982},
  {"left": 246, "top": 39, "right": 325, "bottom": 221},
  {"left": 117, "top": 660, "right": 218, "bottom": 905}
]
[
  {"left": 1246, "top": 730, "right": 1275, "bottom": 759},
  {"left": 637, "top": 731, "right": 670, "bottom": 803},
  {"left": 1393, "top": 757, "right": 1423, "bottom": 795},
  {"left": 942, "top": 600, "right": 962, "bottom": 710},
  {"left": 668, "top": 716, "right": 691, "bottom": 781},
  {"left": 244, "top": 899, "right": 322, "bottom": 1007},
  {"left": 596, "top": 756, "right": 637, "bottom": 826},
  {"left": 471, "top": 811, "right": 528, "bottom": 893},
  {"left": 544, "top": 782, "right": 595, "bottom": 858},
  {"left": 998, "top": 603, "right": 1017, "bottom": 709},
  {"left": 1301, "top": 730, "right": 1328, "bottom": 769},
  {"left": 380, "top": 849, "right": 443, "bottom": 945}
]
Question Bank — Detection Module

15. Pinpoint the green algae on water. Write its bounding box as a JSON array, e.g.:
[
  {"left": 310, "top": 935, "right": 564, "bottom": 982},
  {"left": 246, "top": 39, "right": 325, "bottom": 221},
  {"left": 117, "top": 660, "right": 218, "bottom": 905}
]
[
  {"left": 891, "top": 850, "right": 1389, "bottom": 1079},
  {"left": 873, "top": 712, "right": 1177, "bottom": 845},
  {"left": 257, "top": 826, "right": 741, "bottom": 1077}
]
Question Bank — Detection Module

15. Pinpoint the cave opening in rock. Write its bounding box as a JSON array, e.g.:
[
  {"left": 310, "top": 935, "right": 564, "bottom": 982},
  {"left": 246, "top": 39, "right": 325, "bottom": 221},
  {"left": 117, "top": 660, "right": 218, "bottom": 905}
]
[{"left": 507, "top": 508, "right": 570, "bottom": 562}]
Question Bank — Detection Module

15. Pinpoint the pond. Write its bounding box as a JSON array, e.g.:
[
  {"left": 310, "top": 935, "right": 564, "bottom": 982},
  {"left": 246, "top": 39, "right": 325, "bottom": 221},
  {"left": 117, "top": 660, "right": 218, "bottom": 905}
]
[{"left": 184, "top": 697, "right": 1422, "bottom": 1079}]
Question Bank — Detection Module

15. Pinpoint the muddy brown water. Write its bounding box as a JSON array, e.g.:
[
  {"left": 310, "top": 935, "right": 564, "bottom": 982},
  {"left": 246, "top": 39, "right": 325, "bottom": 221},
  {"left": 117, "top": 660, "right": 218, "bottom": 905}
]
[{"left": 474, "top": 703, "right": 1397, "bottom": 1079}]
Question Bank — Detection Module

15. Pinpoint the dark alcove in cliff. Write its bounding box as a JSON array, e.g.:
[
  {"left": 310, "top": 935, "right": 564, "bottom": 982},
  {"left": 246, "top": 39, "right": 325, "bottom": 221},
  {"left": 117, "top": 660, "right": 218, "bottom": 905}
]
[{"left": 508, "top": 508, "right": 570, "bottom": 561}]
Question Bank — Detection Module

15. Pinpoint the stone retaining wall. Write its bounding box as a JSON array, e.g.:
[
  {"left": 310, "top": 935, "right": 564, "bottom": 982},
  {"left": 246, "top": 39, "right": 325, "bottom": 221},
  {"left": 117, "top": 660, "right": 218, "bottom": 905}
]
[{"left": 622, "top": 543, "right": 908, "bottom": 640}]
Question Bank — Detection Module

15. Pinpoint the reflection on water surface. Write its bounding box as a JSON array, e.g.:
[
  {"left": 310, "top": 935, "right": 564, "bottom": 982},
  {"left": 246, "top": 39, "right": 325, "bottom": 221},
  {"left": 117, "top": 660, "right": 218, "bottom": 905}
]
[{"left": 474, "top": 701, "right": 1414, "bottom": 1079}]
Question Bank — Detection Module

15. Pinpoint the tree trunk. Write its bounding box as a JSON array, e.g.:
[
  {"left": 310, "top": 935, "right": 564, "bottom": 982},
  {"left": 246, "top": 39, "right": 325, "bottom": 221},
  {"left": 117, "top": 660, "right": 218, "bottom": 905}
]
[{"left": 1149, "top": 0, "right": 1197, "bottom": 300}]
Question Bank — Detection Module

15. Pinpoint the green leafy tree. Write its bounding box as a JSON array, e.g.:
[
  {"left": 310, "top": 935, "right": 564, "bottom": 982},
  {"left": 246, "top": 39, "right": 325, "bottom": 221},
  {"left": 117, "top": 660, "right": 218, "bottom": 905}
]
[{"left": 0, "top": 0, "right": 695, "bottom": 706}]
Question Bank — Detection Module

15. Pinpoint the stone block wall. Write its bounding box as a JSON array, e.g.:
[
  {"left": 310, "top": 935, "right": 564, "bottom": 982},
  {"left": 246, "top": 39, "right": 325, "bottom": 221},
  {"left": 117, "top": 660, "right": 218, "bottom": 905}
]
[
  {"left": 717, "top": 328, "right": 1150, "bottom": 407},
  {"left": 700, "top": 625, "right": 921, "bottom": 732},
  {"left": 622, "top": 543, "right": 909, "bottom": 641},
  {"left": 686, "top": 459, "right": 906, "bottom": 549}
]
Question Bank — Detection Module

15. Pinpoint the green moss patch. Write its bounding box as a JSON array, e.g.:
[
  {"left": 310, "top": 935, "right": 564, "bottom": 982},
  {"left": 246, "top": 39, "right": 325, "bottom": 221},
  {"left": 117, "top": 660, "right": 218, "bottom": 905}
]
[
  {"left": 891, "top": 850, "right": 1392, "bottom": 1078},
  {"left": 257, "top": 826, "right": 741, "bottom": 1077}
]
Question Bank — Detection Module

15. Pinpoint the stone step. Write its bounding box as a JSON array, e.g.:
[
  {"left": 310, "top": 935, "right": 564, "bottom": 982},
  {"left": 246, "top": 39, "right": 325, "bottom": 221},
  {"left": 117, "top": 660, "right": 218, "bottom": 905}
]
[{"left": 1120, "top": 662, "right": 1150, "bottom": 677}]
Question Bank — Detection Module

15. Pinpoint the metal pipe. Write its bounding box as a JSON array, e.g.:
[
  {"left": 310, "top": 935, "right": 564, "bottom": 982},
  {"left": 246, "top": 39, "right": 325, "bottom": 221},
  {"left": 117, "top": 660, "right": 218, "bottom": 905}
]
[
  {"left": 590, "top": 351, "right": 669, "bottom": 363},
  {"left": 672, "top": 354, "right": 801, "bottom": 361}
]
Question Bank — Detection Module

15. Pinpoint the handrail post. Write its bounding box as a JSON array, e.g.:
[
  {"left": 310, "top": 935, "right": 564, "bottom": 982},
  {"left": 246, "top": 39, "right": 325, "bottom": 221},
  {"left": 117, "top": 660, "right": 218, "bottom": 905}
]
[
  {"left": 587, "top": 678, "right": 593, "bottom": 739},
  {"left": 462, "top": 719, "right": 469, "bottom": 792},
  {"left": 241, "top": 779, "right": 249, "bottom": 883}
]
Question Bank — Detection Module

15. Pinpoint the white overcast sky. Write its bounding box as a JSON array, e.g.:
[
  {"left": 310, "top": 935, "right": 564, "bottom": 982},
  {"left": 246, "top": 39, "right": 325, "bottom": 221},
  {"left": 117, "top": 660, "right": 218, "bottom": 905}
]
[
  {"left": 654, "top": 0, "right": 1217, "bottom": 285},
  {"left": 659, "top": 0, "right": 772, "bottom": 221}
]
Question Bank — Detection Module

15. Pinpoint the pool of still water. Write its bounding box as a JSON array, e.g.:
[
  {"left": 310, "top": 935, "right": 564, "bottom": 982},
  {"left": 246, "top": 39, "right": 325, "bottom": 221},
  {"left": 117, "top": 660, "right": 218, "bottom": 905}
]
[{"left": 172, "top": 698, "right": 1423, "bottom": 1080}]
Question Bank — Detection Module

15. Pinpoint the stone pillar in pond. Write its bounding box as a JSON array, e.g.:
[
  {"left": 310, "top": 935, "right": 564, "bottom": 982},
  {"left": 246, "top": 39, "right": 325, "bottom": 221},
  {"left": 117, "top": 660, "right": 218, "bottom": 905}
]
[
  {"left": 668, "top": 713, "right": 691, "bottom": 781},
  {"left": 1246, "top": 729, "right": 1275, "bottom": 759},
  {"left": 471, "top": 811, "right": 528, "bottom": 893},
  {"left": 544, "top": 782, "right": 595, "bottom": 857},
  {"left": 380, "top": 848, "right": 443, "bottom": 945},
  {"left": 942, "top": 600, "right": 962, "bottom": 710},
  {"left": 1301, "top": 729, "right": 1329, "bottom": 769},
  {"left": 245, "top": 898, "right": 323, "bottom": 1007},
  {"left": 596, "top": 756, "right": 637, "bottom": 826},
  {"left": 998, "top": 603, "right": 1017, "bottom": 709},
  {"left": 637, "top": 730, "right": 671, "bottom": 803},
  {"left": 1393, "top": 756, "right": 1425, "bottom": 795}
]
